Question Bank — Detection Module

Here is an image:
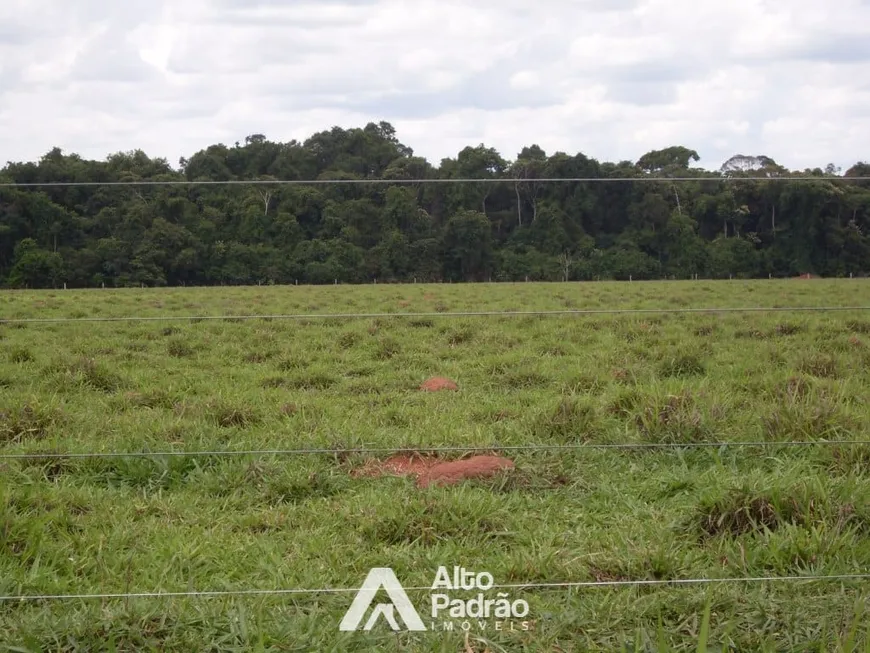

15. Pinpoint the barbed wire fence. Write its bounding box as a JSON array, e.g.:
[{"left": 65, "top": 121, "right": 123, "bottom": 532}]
[
  {"left": 2, "top": 175, "right": 869, "bottom": 612},
  {"left": 3, "top": 439, "right": 870, "bottom": 462},
  {"left": 2, "top": 305, "right": 870, "bottom": 324}
]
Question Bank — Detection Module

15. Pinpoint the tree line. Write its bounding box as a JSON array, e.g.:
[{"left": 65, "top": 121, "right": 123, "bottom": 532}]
[{"left": 1, "top": 121, "right": 869, "bottom": 288}]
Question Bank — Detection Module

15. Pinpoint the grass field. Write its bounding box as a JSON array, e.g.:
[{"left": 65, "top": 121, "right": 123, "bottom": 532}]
[{"left": 2, "top": 280, "right": 870, "bottom": 651}]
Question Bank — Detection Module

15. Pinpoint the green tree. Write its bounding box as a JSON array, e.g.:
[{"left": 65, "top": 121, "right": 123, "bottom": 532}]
[
  {"left": 1, "top": 123, "right": 868, "bottom": 286},
  {"left": 637, "top": 147, "right": 700, "bottom": 174},
  {"left": 442, "top": 210, "right": 493, "bottom": 281},
  {"left": 8, "top": 238, "right": 65, "bottom": 288}
]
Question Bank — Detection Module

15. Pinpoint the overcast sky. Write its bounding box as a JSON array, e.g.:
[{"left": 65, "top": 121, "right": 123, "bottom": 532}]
[{"left": 1, "top": 0, "right": 868, "bottom": 172}]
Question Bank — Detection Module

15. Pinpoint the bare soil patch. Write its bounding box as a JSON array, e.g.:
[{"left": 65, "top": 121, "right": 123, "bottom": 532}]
[
  {"left": 418, "top": 456, "right": 515, "bottom": 488},
  {"left": 420, "top": 377, "right": 458, "bottom": 392},
  {"left": 353, "top": 454, "right": 515, "bottom": 488},
  {"left": 353, "top": 454, "right": 439, "bottom": 479}
]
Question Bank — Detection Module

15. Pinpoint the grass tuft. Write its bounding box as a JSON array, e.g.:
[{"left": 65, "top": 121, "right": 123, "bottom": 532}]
[
  {"left": 206, "top": 401, "right": 261, "bottom": 428},
  {"left": 8, "top": 346, "right": 35, "bottom": 363},
  {"left": 658, "top": 352, "right": 706, "bottom": 378},
  {"left": 374, "top": 337, "right": 401, "bottom": 360},
  {"left": 167, "top": 339, "right": 194, "bottom": 358},
  {"left": 774, "top": 322, "right": 804, "bottom": 336},
  {"left": 44, "top": 357, "right": 127, "bottom": 392},
  {"left": 538, "top": 395, "right": 598, "bottom": 441},
  {"left": 696, "top": 489, "right": 794, "bottom": 537},
  {"left": 796, "top": 353, "right": 839, "bottom": 378},
  {"left": 0, "top": 403, "right": 64, "bottom": 443},
  {"left": 636, "top": 391, "right": 708, "bottom": 443}
]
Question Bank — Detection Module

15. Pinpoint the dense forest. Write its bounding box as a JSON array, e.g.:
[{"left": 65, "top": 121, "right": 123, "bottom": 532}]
[{"left": 1, "top": 121, "right": 869, "bottom": 287}]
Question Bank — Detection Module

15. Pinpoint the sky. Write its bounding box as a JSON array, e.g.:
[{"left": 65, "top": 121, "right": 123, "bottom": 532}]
[{"left": 1, "top": 0, "right": 869, "bottom": 173}]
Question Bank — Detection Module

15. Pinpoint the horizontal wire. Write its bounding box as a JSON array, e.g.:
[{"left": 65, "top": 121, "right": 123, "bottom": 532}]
[
  {"left": 2, "top": 177, "right": 869, "bottom": 188},
  {"left": 3, "top": 305, "right": 870, "bottom": 325},
  {"left": 3, "top": 574, "right": 869, "bottom": 603},
  {"left": 2, "top": 440, "right": 868, "bottom": 461}
]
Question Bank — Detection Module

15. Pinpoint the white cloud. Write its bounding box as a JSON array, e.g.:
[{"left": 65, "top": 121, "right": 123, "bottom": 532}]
[{"left": 0, "top": 0, "right": 869, "bottom": 172}]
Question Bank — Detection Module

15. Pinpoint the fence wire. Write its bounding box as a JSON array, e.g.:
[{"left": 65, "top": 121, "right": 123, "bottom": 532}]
[
  {"left": 3, "top": 292, "right": 869, "bottom": 612},
  {"left": 3, "top": 304, "right": 870, "bottom": 325},
  {"left": 2, "top": 176, "right": 870, "bottom": 189},
  {"left": 3, "top": 573, "right": 869, "bottom": 603},
  {"left": 2, "top": 440, "right": 869, "bottom": 461}
]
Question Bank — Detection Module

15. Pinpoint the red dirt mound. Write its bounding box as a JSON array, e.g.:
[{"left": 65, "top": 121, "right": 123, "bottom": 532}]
[
  {"left": 352, "top": 454, "right": 439, "bottom": 479},
  {"left": 420, "top": 377, "right": 458, "bottom": 392},
  {"left": 418, "top": 456, "right": 515, "bottom": 488},
  {"left": 352, "top": 454, "right": 516, "bottom": 489}
]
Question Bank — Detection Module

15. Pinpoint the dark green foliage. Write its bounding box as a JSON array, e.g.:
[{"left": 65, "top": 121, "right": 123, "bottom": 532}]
[{"left": 2, "top": 124, "right": 868, "bottom": 287}]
